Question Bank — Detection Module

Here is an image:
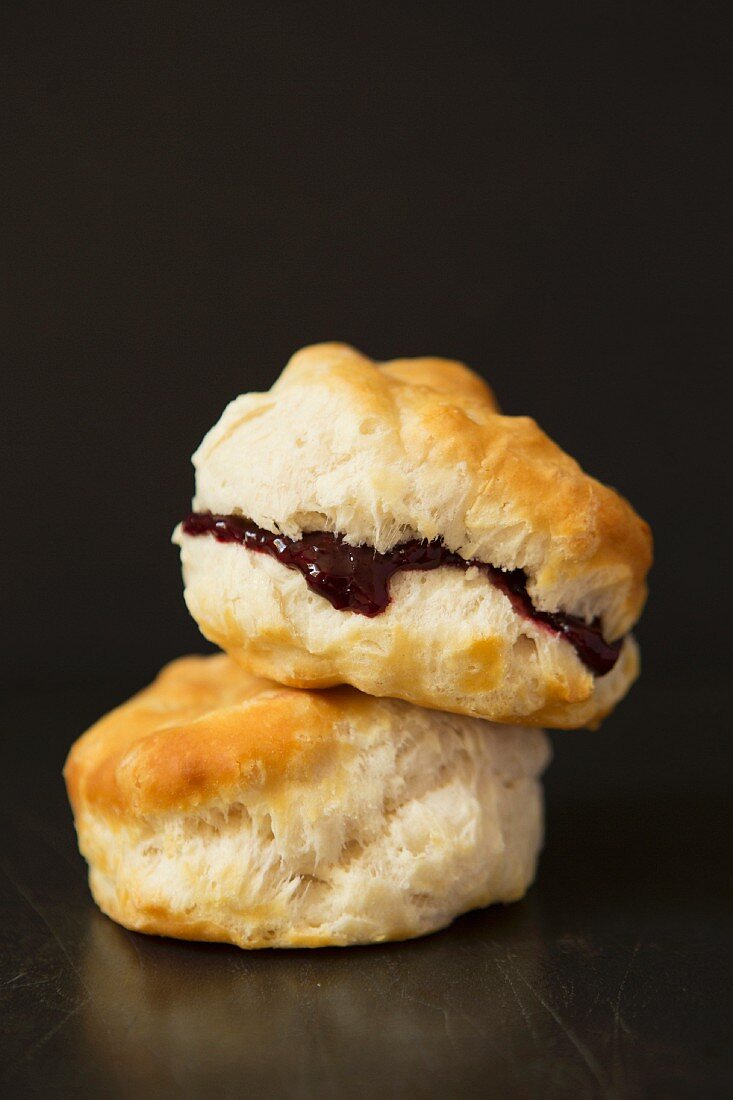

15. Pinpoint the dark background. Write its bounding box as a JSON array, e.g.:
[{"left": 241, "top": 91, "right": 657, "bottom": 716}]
[
  {"left": 1, "top": 3, "right": 731, "bottom": 1097},
  {"left": 3, "top": 0, "right": 729, "bottom": 687}
]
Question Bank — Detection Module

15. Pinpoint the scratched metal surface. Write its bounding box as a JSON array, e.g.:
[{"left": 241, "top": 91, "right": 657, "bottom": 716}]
[{"left": 1, "top": 679, "right": 731, "bottom": 1099}]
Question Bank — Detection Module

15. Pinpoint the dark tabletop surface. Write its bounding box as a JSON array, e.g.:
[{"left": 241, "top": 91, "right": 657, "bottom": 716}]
[{"left": 0, "top": 675, "right": 730, "bottom": 1099}]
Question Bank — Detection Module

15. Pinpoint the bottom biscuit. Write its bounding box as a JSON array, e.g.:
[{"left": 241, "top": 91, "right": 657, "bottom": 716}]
[{"left": 64, "top": 654, "right": 550, "bottom": 948}]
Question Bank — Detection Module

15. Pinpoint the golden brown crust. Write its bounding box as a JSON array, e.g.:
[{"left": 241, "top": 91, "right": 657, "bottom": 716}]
[
  {"left": 64, "top": 655, "right": 363, "bottom": 818},
  {"left": 379, "top": 355, "right": 499, "bottom": 408}
]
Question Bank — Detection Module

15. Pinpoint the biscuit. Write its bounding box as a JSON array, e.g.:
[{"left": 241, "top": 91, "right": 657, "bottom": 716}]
[
  {"left": 64, "top": 654, "right": 550, "bottom": 948},
  {"left": 174, "top": 343, "right": 651, "bottom": 727}
]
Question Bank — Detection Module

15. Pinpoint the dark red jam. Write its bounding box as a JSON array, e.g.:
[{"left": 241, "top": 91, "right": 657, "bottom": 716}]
[{"left": 182, "top": 511, "right": 622, "bottom": 676}]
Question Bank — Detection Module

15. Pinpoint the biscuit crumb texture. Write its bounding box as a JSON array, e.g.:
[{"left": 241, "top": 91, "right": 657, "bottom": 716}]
[{"left": 65, "top": 655, "right": 550, "bottom": 948}]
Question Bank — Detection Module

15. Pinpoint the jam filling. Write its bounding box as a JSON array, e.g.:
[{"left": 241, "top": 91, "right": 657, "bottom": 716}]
[{"left": 182, "top": 511, "right": 622, "bottom": 676}]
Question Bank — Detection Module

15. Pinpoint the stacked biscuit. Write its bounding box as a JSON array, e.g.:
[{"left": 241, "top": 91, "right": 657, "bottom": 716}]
[{"left": 65, "top": 344, "right": 651, "bottom": 948}]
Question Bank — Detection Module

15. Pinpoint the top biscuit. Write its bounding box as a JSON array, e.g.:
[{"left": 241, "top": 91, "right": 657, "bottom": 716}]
[{"left": 175, "top": 343, "right": 651, "bottom": 727}]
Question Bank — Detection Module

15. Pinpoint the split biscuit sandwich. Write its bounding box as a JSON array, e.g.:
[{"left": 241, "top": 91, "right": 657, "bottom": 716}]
[
  {"left": 64, "top": 655, "right": 549, "bottom": 948},
  {"left": 175, "top": 343, "right": 652, "bottom": 729},
  {"left": 65, "top": 343, "right": 651, "bottom": 949}
]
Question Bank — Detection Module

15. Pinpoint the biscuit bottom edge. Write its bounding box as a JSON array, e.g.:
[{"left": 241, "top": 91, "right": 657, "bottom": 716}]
[{"left": 87, "top": 863, "right": 538, "bottom": 949}]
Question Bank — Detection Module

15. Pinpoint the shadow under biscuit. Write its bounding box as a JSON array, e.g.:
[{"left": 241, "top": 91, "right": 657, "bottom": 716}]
[{"left": 79, "top": 900, "right": 559, "bottom": 1097}]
